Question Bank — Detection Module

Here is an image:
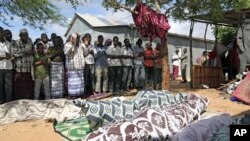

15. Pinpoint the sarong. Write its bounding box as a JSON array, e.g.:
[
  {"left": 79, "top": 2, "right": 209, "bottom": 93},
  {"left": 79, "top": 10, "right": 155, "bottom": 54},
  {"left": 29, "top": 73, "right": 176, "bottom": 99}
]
[
  {"left": 67, "top": 69, "right": 84, "bottom": 97},
  {"left": 14, "top": 72, "right": 34, "bottom": 100},
  {"left": 50, "top": 62, "right": 64, "bottom": 98}
]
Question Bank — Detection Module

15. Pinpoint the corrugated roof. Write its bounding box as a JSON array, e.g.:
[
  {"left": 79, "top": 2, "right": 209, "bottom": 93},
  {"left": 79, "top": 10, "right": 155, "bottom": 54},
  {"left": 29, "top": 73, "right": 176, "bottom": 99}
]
[{"left": 76, "top": 13, "right": 128, "bottom": 27}]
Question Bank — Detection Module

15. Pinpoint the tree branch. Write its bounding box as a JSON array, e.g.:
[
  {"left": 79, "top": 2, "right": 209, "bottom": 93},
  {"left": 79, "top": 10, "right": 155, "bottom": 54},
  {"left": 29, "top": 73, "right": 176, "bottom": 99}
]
[
  {"left": 164, "top": 1, "right": 204, "bottom": 15},
  {"left": 154, "top": 0, "right": 161, "bottom": 14},
  {"left": 118, "top": 4, "right": 138, "bottom": 14}
]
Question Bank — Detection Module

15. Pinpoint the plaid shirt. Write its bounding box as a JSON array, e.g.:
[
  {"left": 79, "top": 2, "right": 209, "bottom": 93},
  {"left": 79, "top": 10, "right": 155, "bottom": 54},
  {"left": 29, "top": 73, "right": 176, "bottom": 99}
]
[
  {"left": 12, "top": 39, "right": 33, "bottom": 73},
  {"left": 64, "top": 42, "right": 85, "bottom": 70}
]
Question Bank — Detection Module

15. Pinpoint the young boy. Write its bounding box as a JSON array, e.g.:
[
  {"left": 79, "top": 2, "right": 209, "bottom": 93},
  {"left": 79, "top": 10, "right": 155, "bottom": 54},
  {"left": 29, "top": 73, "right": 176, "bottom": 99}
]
[{"left": 33, "top": 43, "right": 50, "bottom": 100}]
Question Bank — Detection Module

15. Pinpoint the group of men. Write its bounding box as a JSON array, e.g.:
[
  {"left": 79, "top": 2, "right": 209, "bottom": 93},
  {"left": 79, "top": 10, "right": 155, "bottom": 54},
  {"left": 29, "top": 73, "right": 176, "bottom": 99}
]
[
  {"left": 172, "top": 48, "right": 188, "bottom": 83},
  {"left": 0, "top": 27, "right": 163, "bottom": 103}
]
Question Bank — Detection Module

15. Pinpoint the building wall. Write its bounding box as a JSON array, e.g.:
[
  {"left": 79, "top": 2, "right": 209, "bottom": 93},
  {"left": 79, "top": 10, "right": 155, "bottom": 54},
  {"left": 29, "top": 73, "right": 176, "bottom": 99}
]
[
  {"left": 167, "top": 34, "right": 214, "bottom": 79},
  {"left": 67, "top": 18, "right": 93, "bottom": 38}
]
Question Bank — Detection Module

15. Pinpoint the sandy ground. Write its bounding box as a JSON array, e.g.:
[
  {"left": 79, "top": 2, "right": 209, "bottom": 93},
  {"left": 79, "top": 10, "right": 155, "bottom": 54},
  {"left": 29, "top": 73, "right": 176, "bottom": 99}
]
[{"left": 0, "top": 80, "right": 249, "bottom": 141}]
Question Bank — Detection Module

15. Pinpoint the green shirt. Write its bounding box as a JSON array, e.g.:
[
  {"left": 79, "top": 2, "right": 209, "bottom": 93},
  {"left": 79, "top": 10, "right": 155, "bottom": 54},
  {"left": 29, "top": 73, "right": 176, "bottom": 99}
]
[
  {"left": 33, "top": 53, "right": 49, "bottom": 79},
  {"left": 47, "top": 46, "right": 64, "bottom": 62}
]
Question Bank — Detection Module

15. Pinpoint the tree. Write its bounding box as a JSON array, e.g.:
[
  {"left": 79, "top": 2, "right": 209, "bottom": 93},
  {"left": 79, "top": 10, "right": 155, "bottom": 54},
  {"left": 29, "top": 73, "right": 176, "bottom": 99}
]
[
  {"left": 0, "top": 0, "right": 82, "bottom": 29},
  {"left": 215, "top": 26, "right": 237, "bottom": 46}
]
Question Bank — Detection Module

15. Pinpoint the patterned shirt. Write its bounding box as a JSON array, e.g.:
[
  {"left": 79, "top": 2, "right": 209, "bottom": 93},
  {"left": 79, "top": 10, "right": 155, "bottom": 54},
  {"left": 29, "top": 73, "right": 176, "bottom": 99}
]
[
  {"left": 64, "top": 42, "right": 85, "bottom": 70},
  {"left": 81, "top": 43, "right": 95, "bottom": 65},
  {"left": 12, "top": 38, "right": 33, "bottom": 73},
  {"left": 33, "top": 53, "right": 49, "bottom": 79},
  {"left": 106, "top": 44, "right": 122, "bottom": 66},
  {"left": 121, "top": 46, "right": 133, "bottom": 66},
  {"left": 47, "top": 46, "right": 64, "bottom": 62}
]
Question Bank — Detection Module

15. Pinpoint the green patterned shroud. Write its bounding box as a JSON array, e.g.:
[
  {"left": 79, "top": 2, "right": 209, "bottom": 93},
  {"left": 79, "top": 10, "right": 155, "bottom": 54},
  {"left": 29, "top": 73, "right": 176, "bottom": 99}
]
[{"left": 53, "top": 116, "right": 91, "bottom": 141}]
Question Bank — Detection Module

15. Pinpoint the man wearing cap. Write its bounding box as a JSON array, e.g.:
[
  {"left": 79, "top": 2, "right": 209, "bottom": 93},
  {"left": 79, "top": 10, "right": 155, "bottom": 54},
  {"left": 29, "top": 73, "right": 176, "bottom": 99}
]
[
  {"left": 64, "top": 33, "right": 85, "bottom": 98},
  {"left": 12, "top": 28, "right": 34, "bottom": 100}
]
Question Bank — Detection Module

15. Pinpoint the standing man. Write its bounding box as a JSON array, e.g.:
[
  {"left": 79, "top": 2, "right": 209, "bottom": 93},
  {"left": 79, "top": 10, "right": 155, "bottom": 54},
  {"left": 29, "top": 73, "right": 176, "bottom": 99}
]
[
  {"left": 12, "top": 28, "right": 34, "bottom": 100},
  {"left": 107, "top": 36, "right": 122, "bottom": 94},
  {"left": 196, "top": 51, "right": 209, "bottom": 66},
  {"left": 153, "top": 43, "right": 162, "bottom": 90},
  {"left": 172, "top": 48, "right": 180, "bottom": 80},
  {"left": 47, "top": 36, "right": 65, "bottom": 98},
  {"left": 133, "top": 38, "right": 145, "bottom": 90},
  {"left": 0, "top": 28, "right": 13, "bottom": 103},
  {"left": 4, "top": 29, "right": 15, "bottom": 45},
  {"left": 121, "top": 38, "right": 133, "bottom": 92},
  {"left": 144, "top": 43, "right": 154, "bottom": 88},
  {"left": 180, "top": 48, "right": 188, "bottom": 83},
  {"left": 82, "top": 33, "right": 95, "bottom": 95},
  {"left": 64, "top": 33, "right": 85, "bottom": 98},
  {"left": 49, "top": 33, "right": 57, "bottom": 47},
  {"left": 94, "top": 35, "right": 109, "bottom": 96}
]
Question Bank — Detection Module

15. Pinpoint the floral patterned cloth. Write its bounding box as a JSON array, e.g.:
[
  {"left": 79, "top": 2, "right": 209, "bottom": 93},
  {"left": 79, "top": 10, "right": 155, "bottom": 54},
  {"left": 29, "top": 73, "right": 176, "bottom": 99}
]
[{"left": 82, "top": 94, "right": 209, "bottom": 141}]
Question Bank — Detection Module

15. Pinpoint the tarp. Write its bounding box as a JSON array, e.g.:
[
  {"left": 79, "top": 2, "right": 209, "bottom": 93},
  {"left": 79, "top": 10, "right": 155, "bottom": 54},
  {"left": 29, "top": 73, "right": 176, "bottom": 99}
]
[{"left": 233, "top": 73, "right": 250, "bottom": 104}]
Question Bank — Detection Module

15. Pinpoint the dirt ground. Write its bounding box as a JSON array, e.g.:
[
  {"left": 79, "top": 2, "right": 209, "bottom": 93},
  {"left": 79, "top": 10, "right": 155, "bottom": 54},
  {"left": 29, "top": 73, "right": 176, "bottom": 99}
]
[{"left": 0, "top": 80, "right": 249, "bottom": 141}]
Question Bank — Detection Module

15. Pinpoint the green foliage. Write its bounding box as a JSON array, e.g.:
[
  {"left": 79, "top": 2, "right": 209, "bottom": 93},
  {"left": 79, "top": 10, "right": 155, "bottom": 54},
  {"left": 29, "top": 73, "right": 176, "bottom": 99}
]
[
  {"left": 101, "top": 0, "right": 250, "bottom": 22},
  {"left": 0, "top": 0, "right": 64, "bottom": 29},
  {"left": 0, "top": 0, "right": 84, "bottom": 29},
  {"left": 215, "top": 26, "right": 236, "bottom": 46}
]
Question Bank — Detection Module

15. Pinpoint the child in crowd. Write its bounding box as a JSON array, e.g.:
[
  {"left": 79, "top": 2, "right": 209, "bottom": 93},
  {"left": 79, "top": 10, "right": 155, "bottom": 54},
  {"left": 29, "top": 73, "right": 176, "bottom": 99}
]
[{"left": 33, "top": 43, "right": 50, "bottom": 100}]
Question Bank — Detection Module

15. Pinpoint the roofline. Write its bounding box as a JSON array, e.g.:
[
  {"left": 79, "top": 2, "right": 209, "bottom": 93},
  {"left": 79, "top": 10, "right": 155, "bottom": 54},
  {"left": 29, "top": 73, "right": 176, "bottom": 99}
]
[
  {"left": 64, "top": 13, "right": 132, "bottom": 37},
  {"left": 168, "top": 32, "right": 215, "bottom": 43},
  {"left": 94, "top": 25, "right": 132, "bottom": 28},
  {"left": 190, "top": 8, "right": 250, "bottom": 26},
  {"left": 64, "top": 14, "right": 77, "bottom": 37}
]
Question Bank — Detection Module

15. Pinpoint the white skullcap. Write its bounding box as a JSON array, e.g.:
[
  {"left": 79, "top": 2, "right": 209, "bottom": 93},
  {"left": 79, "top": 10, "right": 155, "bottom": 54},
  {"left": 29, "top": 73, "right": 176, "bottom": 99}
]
[
  {"left": 20, "top": 28, "right": 28, "bottom": 33},
  {"left": 71, "top": 33, "right": 78, "bottom": 39}
]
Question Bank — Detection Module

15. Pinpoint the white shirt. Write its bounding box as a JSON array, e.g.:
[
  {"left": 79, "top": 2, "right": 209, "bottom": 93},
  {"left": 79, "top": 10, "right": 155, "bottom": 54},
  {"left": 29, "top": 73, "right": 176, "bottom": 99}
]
[
  {"left": 133, "top": 45, "right": 144, "bottom": 65},
  {"left": 81, "top": 43, "right": 95, "bottom": 65},
  {"left": 121, "top": 46, "right": 133, "bottom": 66},
  {"left": 0, "top": 41, "right": 13, "bottom": 70},
  {"left": 106, "top": 45, "right": 122, "bottom": 66},
  {"left": 172, "top": 54, "right": 180, "bottom": 66}
]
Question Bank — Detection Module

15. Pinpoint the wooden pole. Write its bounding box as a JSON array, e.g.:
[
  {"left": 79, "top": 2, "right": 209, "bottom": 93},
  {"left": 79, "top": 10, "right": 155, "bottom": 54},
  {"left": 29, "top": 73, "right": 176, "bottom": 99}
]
[
  {"left": 161, "top": 37, "right": 170, "bottom": 90},
  {"left": 154, "top": 0, "right": 170, "bottom": 90},
  {"left": 189, "top": 21, "right": 194, "bottom": 88},
  {"left": 204, "top": 23, "right": 208, "bottom": 62}
]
